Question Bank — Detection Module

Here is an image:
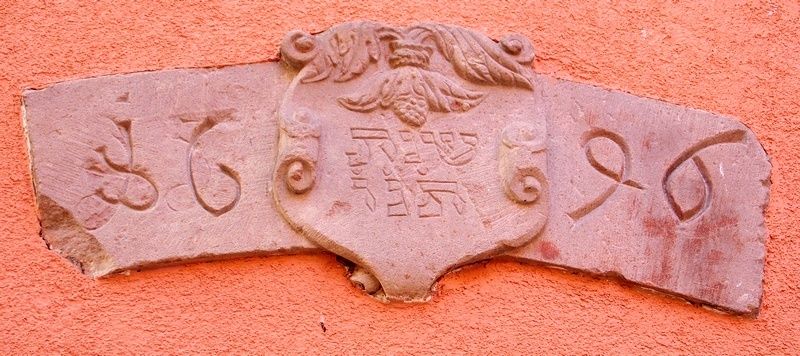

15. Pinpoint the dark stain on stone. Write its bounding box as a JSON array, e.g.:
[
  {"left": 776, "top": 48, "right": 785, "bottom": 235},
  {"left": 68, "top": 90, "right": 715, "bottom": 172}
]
[
  {"left": 707, "top": 249, "right": 724, "bottom": 264},
  {"left": 626, "top": 195, "right": 640, "bottom": 220},
  {"left": 642, "top": 214, "right": 677, "bottom": 285},
  {"left": 701, "top": 281, "right": 726, "bottom": 302},
  {"left": 684, "top": 209, "right": 739, "bottom": 303},
  {"left": 584, "top": 111, "right": 599, "bottom": 127},
  {"left": 326, "top": 200, "right": 351, "bottom": 217},
  {"left": 693, "top": 211, "right": 738, "bottom": 239},
  {"left": 642, "top": 132, "right": 656, "bottom": 151},
  {"left": 538, "top": 241, "right": 560, "bottom": 260}
]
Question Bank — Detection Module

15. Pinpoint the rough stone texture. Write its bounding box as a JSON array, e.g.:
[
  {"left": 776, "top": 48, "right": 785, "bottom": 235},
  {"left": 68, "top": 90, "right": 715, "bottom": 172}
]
[
  {"left": 2, "top": 1, "right": 799, "bottom": 354},
  {"left": 508, "top": 75, "right": 771, "bottom": 315},
  {"left": 24, "top": 64, "right": 316, "bottom": 275}
]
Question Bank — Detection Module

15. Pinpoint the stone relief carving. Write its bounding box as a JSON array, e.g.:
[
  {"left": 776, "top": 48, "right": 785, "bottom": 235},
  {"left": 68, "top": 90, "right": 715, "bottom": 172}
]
[
  {"left": 275, "top": 108, "right": 321, "bottom": 194},
  {"left": 274, "top": 22, "right": 549, "bottom": 301},
  {"left": 22, "top": 21, "right": 771, "bottom": 315},
  {"left": 499, "top": 121, "right": 547, "bottom": 205},
  {"left": 78, "top": 118, "right": 158, "bottom": 230},
  {"left": 568, "top": 127, "right": 644, "bottom": 221},
  {"left": 281, "top": 22, "right": 534, "bottom": 126}
]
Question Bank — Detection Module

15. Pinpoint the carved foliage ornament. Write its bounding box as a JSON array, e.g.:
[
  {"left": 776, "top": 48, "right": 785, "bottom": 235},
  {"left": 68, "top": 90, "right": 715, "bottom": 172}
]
[{"left": 281, "top": 22, "right": 535, "bottom": 126}]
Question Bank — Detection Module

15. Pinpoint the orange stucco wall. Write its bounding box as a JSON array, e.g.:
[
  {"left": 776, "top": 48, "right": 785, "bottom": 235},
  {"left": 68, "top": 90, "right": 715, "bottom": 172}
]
[{"left": 2, "top": 1, "right": 799, "bottom": 353}]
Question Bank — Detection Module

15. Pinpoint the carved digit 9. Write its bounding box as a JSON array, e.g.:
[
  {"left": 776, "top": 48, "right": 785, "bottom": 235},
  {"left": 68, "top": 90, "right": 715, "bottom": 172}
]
[{"left": 568, "top": 128, "right": 643, "bottom": 221}]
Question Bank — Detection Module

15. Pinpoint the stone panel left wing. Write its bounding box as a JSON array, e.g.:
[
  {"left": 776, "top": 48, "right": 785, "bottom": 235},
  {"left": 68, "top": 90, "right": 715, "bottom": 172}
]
[{"left": 23, "top": 63, "right": 317, "bottom": 276}]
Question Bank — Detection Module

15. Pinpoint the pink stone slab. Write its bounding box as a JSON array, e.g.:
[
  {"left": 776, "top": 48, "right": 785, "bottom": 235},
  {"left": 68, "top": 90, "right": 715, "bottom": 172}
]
[
  {"left": 506, "top": 75, "right": 771, "bottom": 315},
  {"left": 23, "top": 23, "right": 771, "bottom": 315},
  {"left": 24, "top": 63, "right": 317, "bottom": 276}
]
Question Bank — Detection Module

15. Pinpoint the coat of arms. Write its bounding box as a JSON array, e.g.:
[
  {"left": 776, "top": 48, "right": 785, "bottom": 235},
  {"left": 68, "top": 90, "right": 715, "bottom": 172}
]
[{"left": 273, "top": 21, "right": 548, "bottom": 300}]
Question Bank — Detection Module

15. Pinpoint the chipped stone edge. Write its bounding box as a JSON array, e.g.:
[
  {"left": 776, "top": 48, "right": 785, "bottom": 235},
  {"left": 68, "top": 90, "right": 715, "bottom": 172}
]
[{"left": 21, "top": 94, "right": 117, "bottom": 277}]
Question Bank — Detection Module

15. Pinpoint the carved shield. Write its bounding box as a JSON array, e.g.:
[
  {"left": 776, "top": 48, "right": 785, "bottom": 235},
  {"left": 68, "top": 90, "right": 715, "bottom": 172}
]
[{"left": 273, "top": 22, "right": 548, "bottom": 300}]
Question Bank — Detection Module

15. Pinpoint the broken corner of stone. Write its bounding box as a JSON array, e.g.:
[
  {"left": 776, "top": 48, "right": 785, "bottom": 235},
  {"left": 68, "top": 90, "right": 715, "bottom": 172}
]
[
  {"left": 21, "top": 23, "right": 771, "bottom": 316},
  {"left": 36, "top": 195, "right": 117, "bottom": 277},
  {"left": 22, "top": 90, "right": 114, "bottom": 278}
]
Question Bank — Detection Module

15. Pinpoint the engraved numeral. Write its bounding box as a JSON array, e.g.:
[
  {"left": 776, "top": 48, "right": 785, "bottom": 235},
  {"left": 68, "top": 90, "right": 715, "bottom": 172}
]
[
  {"left": 569, "top": 128, "right": 643, "bottom": 221},
  {"left": 663, "top": 130, "right": 745, "bottom": 222},
  {"left": 79, "top": 119, "right": 158, "bottom": 230},
  {"left": 174, "top": 109, "right": 242, "bottom": 216}
]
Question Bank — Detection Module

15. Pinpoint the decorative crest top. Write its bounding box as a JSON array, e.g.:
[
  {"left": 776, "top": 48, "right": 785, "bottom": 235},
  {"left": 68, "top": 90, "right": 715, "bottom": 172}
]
[{"left": 280, "top": 21, "right": 536, "bottom": 126}]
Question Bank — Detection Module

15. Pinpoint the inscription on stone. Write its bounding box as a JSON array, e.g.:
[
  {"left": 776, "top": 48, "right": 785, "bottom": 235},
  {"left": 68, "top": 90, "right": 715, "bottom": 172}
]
[
  {"left": 345, "top": 126, "right": 475, "bottom": 217},
  {"left": 79, "top": 118, "right": 158, "bottom": 230},
  {"left": 568, "top": 128, "right": 644, "bottom": 221},
  {"left": 23, "top": 21, "right": 770, "bottom": 315},
  {"left": 507, "top": 77, "right": 769, "bottom": 315}
]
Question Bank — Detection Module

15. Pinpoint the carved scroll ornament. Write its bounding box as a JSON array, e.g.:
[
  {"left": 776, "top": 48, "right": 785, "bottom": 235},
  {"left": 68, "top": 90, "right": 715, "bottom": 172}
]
[{"left": 23, "top": 21, "right": 770, "bottom": 315}]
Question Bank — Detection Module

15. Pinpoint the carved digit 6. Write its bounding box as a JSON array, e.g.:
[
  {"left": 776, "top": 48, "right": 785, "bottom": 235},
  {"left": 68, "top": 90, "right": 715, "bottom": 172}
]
[{"left": 662, "top": 130, "right": 745, "bottom": 222}]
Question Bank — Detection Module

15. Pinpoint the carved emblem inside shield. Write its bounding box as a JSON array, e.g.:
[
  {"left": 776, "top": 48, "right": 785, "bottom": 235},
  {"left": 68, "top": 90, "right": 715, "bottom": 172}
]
[{"left": 273, "top": 21, "right": 549, "bottom": 300}]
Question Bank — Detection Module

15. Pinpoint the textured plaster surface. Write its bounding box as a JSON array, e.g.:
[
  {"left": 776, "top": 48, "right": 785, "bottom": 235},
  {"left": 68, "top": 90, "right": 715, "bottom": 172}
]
[{"left": 1, "top": 1, "right": 798, "bottom": 353}]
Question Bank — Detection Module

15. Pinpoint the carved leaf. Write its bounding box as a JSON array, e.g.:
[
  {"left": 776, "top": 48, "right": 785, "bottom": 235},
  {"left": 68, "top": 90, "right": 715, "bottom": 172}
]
[
  {"left": 413, "top": 24, "right": 534, "bottom": 90},
  {"left": 337, "top": 76, "right": 387, "bottom": 112},
  {"left": 301, "top": 54, "right": 334, "bottom": 83},
  {"left": 302, "top": 23, "right": 382, "bottom": 83},
  {"left": 418, "top": 70, "right": 485, "bottom": 112},
  {"left": 331, "top": 26, "right": 381, "bottom": 82},
  {"left": 338, "top": 67, "right": 485, "bottom": 126}
]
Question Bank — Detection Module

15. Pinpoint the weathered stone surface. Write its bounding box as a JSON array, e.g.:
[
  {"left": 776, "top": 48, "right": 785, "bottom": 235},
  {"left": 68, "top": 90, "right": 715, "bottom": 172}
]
[
  {"left": 24, "top": 64, "right": 316, "bottom": 276},
  {"left": 23, "top": 21, "right": 771, "bottom": 314},
  {"left": 506, "top": 75, "right": 771, "bottom": 314},
  {"left": 274, "top": 22, "right": 548, "bottom": 301}
]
